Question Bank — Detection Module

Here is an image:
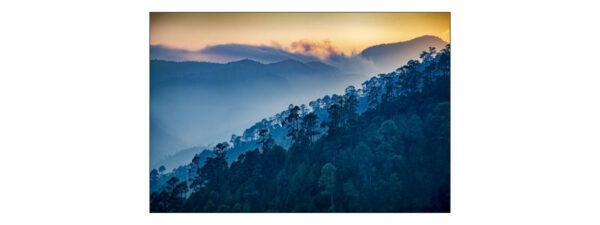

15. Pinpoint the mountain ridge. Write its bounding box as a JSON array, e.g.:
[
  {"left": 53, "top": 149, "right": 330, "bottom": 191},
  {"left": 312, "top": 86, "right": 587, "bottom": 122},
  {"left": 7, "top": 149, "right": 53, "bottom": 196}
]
[
  {"left": 361, "top": 35, "right": 448, "bottom": 73},
  {"left": 150, "top": 36, "right": 447, "bottom": 167}
]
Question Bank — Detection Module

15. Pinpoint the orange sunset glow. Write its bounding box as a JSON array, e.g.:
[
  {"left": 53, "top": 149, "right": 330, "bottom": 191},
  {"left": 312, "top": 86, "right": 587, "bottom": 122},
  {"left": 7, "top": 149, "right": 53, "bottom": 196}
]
[{"left": 150, "top": 12, "right": 450, "bottom": 55}]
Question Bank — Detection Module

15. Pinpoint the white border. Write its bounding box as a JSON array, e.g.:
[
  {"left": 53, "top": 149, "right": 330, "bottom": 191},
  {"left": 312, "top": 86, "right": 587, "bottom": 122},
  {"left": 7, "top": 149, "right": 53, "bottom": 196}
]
[{"left": 1, "top": 0, "right": 599, "bottom": 224}]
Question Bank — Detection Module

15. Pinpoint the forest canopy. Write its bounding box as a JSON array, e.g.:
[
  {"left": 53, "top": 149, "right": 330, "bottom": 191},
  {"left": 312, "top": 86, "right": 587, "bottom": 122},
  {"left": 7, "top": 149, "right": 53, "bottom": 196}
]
[{"left": 150, "top": 45, "right": 450, "bottom": 212}]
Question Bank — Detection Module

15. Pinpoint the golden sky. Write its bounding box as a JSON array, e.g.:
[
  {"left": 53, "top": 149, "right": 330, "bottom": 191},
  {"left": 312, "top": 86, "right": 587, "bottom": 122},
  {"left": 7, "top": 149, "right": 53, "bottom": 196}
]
[{"left": 150, "top": 12, "right": 449, "bottom": 54}]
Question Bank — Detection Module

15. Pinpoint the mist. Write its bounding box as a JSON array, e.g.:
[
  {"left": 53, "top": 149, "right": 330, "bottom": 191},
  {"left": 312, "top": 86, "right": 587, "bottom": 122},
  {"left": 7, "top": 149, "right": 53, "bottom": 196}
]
[
  {"left": 150, "top": 35, "right": 448, "bottom": 163},
  {"left": 150, "top": 60, "right": 368, "bottom": 163}
]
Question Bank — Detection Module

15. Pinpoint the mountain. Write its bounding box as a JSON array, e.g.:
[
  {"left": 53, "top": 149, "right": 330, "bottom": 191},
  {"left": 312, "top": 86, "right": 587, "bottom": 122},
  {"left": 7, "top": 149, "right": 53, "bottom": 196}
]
[
  {"left": 150, "top": 58, "right": 364, "bottom": 163},
  {"left": 361, "top": 35, "right": 448, "bottom": 73},
  {"left": 265, "top": 59, "right": 339, "bottom": 76},
  {"left": 150, "top": 45, "right": 451, "bottom": 212},
  {"left": 150, "top": 36, "right": 448, "bottom": 167},
  {"left": 305, "top": 61, "right": 338, "bottom": 73},
  {"left": 151, "top": 146, "right": 209, "bottom": 172},
  {"left": 151, "top": 59, "right": 288, "bottom": 88},
  {"left": 150, "top": 60, "right": 225, "bottom": 85},
  {"left": 150, "top": 117, "right": 188, "bottom": 164},
  {"left": 151, "top": 59, "right": 339, "bottom": 87}
]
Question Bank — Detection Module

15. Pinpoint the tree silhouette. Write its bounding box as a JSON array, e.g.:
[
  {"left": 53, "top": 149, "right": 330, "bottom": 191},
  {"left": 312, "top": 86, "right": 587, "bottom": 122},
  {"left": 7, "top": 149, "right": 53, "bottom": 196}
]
[
  {"left": 319, "top": 163, "right": 337, "bottom": 211},
  {"left": 214, "top": 142, "right": 229, "bottom": 158},
  {"left": 300, "top": 112, "right": 319, "bottom": 143},
  {"left": 150, "top": 44, "right": 451, "bottom": 212},
  {"left": 150, "top": 169, "right": 159, "bottom": 180},
  {"left": 283, "top": 105, "right": 301, "bottom": 142},
  {"left": 257, "top": 128, "right": 274, "bottom": 150}
]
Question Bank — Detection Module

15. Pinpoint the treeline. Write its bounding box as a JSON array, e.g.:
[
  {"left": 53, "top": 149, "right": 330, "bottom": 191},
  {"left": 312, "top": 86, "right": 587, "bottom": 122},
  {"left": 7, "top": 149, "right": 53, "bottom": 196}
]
[{"left": 150, "top": 45, "right": 450, "bottom": 212}]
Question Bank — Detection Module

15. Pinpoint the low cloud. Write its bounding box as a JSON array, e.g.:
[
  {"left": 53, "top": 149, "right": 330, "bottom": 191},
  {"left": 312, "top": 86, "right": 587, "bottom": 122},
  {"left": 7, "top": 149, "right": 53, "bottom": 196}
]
[
  {"left": 288, "top": 39, "right": 340, "bottom": 60},
  {"left": 151, "top": 43, "right": 321, "bottom": 64},
  {"left": 150, "top": 45, "right": 210, "bottom": 62},
  {"left": 150, "top": 41, "right": 377, "bottom": 74},
  {"left": 199, "top": 44, "right": 320, "bottom": 63}
]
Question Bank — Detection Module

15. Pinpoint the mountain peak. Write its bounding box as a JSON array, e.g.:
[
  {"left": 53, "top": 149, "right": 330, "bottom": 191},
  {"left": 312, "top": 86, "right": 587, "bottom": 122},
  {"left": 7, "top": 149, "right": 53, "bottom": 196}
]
[
  {"left": 228, "top": 58, "right": 263, "bottom": 66},
  {"left": 360, "top": 35, "right": 448, "bottom": 73},
  {"left": 362, "top": 35, "right": 447, "bottom": 53},
  {"left": 410, "top": 35, "right": 445, "bottom": 42}
]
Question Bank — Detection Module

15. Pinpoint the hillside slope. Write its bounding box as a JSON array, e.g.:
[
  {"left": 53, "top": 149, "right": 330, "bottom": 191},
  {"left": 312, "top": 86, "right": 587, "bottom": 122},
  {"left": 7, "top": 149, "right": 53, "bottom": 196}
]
[{"left": 151, "top": 44, "right": 450, "bottom": 212}]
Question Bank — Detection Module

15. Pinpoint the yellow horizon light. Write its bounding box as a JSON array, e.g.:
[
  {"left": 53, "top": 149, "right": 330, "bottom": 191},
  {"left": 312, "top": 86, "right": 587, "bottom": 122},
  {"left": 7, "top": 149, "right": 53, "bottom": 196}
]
[{"left": 150, "top": 12, "right": 450, "bottom": 55}]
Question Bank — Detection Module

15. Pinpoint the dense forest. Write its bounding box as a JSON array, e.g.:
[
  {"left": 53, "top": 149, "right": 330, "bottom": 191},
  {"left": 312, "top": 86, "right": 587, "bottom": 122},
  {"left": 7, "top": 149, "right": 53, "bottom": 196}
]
[{"left": 150, "top": 45, "right": 450, "bottom": 212}]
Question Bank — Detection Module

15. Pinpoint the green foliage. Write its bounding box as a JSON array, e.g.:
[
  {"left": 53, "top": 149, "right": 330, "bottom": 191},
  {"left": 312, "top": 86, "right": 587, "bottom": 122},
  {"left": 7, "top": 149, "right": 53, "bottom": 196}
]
[
  {"left": 150, "top": 44, "right": 450, "bottom": 212},
  {"left": 319, "top": 163, "right": 337, "bottom": 210}
]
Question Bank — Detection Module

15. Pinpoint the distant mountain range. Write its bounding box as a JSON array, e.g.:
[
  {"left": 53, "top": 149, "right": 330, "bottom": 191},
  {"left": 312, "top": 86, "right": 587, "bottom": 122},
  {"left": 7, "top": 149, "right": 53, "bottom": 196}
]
[
  {"left": 150, "top": 58, "right": 364, "bottom": 167},
  {"left": 151, "top": 58, "right": 339, "bottom": 88},
  {"left": 361, "top": 35, "right": 448, "bottom": 73},
  {"left": 151, "top": 145, "right": 211, "bottom": 172},
  {"left": 150, "top": 35, "right": 448, "bottom": 170}
]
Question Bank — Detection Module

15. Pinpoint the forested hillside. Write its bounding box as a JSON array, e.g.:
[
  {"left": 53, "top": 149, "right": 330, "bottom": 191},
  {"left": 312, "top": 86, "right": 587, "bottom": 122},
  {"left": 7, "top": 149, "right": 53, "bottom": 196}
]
[
  {"left": 150, "top": 57, "right": 366, "bottom": 162},
  {"left": 150, "top": 45, "right": 450, "bottom": 212}
]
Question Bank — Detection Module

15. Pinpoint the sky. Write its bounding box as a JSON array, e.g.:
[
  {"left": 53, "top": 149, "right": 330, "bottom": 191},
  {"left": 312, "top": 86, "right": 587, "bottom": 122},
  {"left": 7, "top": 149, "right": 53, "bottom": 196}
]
[{"left": 150, "top": 12, "right": 449, "bottom": 58}]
